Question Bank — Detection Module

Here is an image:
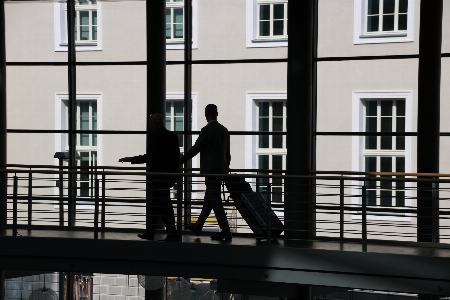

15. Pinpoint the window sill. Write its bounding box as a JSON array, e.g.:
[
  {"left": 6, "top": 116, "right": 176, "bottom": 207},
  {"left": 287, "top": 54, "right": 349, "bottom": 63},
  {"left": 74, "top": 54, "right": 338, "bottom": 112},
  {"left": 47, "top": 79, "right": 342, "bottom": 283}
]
[
  {"left": 247, "top": 38, "right": 288, "bottom": 48},
  {"left": 252, "top": 38, "right": 288, "bottom": 43},
  {"left": 60, "top": 43, "right": 98, "bottom": 47},
  {"left": 359, "top": 33, "right": 407, "bottom": 39}
]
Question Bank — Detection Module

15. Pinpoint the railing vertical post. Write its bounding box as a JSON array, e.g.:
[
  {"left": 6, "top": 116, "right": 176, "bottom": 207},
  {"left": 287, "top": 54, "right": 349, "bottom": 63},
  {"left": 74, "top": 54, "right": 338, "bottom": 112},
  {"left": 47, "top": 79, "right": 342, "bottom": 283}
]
[
  {"left": 59, "top": 161, "right": 64, "bottom": 227},
  {"left": 94, "top": 178, "right": 99, "bottom": 239},
  {"left": 432, "top": 180, "right": 440, "bottom": 243},
  {"left": 28, "top": 172, "right": 32, "bottom": 228},
  {"left": 177, "top": 178, "right": 183, "bottom": 242},
  {"left": 340, "top": 178, "right": 344, "bottom": 239},
  {"left": 266, "top": 181, "right": 272, "bottom": 245},
  {"left": 101, "top": 173, "right": 106, "bottom": 229},
  {"left": 362, "top": 185, "right": 367, "bottom": 253},
  {"left": 12, "top": 175, "right": 18, "bottom": 237}
]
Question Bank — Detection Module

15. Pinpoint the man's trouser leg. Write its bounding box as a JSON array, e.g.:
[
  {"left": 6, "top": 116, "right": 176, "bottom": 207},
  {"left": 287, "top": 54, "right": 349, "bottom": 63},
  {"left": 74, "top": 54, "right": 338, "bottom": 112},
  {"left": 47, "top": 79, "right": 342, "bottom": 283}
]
[
  {"left": 205, "top": 178, "right": 230, "bottom": 233},
  {"left": 156, "top": 185, "right": 177, "bottom": 234}
]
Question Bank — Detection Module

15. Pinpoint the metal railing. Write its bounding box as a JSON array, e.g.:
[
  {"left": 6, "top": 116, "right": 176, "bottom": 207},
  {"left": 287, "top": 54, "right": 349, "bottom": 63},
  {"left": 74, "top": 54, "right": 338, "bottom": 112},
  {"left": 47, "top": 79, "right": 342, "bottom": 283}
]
[{"left": 2, "top": 164, "right": 450, "bottom": 251}]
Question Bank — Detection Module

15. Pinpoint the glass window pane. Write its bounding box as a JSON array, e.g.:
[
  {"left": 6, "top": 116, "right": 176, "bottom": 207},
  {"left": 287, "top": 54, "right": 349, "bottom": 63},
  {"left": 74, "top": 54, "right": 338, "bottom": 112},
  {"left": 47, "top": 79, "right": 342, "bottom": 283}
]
[
  {"left": 383, "top": 0, "right": 395, "bottom": 14},
  {"left": 259, "top": 21, "right": 270, "bottom": 36},
  {"left": 259, "top": 102, "right": 269, "bottom": 117},
  {"left": 367, "top": 190, "right": 377, "bottom": 206},
  {"left": 380, "top": 190, "right": 392, "bottom": 206},
  {"left": 396, "top": 100, "right": 405, "bottom": 116},
  {"left": 396, "top": 157, "right": 405, "bottom": 172},
  {"left": 174, "top": 24, "right": 183, "bottom": 38},
  {"left": 396, "top": 191, "right": 405, "bottom": 207},
  {"left": 272, "top": 155, "right": 282, "bottom": 169},
  {"left": 174, "top": 102, "right": 183, "bottom": 117},
  {"left": 92, "top": 102, "right": 97, "bottom": 146},
  {"left": 396, "top": 116, "right": 405, "bottom": 150},
  {"left": 259, "top": 155, "right": 269, "bottom": 170},
  {"left": 368, "top": 0, "right": 379, "bottom": 15},
  {"left": 382, "top": 15, "right": 395, "bottom": 31},
  {"left": 166, "top": 24, "right": 171, "bottom": 39},
  {"left": 92, "top": 11, "right": 97, "bottom": 25},
  {"left": 92, "top": 26, "right": 97, "bottom": 41},
  {"left": 259, "top": 4, "right": 270, "bottom": 20},
  {"left": 273, "top": 118, "right": 282, "bottom": 132},
  {"left": 165, "top": 102, "right": 172, "bottom": 129},
  {"left": 273, "top": 20, "right": 284, "bottom": 36},
  {"left": 399, "top": 0, "right": 408, "bottom": 13},
  {"left": 367, "top": 16, "right": 379, "bottom": 32},
  {"left": 398, "top": 14, "right": 408, "bottom": 30},
  {"left": 365, "top": 157, "right": 377, "bottom": 172},
  {"left": 381, "top": 100, "right": 392, "bottom": 116},
  {"left": 80, "top": 11, "right": 89, "bottom": 25},
  {"left": 366, "top": 101, "right": 377, "bottom": 116},
  {"left": 381, "top": 117, "right": 392, "bottom": 132},
  {"left": 273, "top": 4, "right": 284, "bottom": 19},
  {"left": 166, "top": 9, "right": 171, "bottom": 24},
  {"left": 80, "top": 102, "right": 90, "bottom": 146},
  {"left": 80, "top": 26, "right": 89, "bottom": 40},
  {"left": 173, "top": 8, "right": 183, "bottom": 23},
  {"left": 80, "top": 152, "right": 89, "bottom": 181},
  {"left": 365, "top": 118, "right": 377, "bottom": 149},
  {"left": 273, "top": 102, "right": 283, "bottom": 116},
  {"left": 272, "top": 187, "right": 283, "bottom": 203},
  {"left": 380, "top": 157, "right": 392, "bottom": 172},
  {"left": 381, "top": 118, "right": 392, "bottom": 149},
  {"left": 80, "top": 182, "right": 89, "bottom": 197}
]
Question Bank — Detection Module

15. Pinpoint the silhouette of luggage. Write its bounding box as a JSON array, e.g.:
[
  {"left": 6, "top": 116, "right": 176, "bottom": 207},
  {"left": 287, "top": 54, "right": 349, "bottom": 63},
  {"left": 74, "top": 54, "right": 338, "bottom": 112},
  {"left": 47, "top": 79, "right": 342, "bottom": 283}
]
[{"left": 224, "top": 177, "right": 284, "bottom": 239}]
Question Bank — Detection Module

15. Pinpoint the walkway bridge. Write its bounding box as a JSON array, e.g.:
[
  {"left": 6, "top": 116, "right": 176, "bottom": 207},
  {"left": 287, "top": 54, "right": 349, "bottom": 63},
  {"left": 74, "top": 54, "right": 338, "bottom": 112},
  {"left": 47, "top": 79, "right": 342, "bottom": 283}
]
[{"left": 1, "top": 165, "right": 450, "bottom": 298}]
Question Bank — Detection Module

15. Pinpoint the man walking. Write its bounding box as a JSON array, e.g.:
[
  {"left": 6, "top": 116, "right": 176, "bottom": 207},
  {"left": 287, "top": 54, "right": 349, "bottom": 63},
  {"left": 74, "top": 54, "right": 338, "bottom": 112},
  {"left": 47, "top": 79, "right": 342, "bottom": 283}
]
[
  {"left": 181, "top": 104, "right": 232, "bottom": 240},
  {"left": 119, "top": 113, "right": 180, "bottom": 242}
]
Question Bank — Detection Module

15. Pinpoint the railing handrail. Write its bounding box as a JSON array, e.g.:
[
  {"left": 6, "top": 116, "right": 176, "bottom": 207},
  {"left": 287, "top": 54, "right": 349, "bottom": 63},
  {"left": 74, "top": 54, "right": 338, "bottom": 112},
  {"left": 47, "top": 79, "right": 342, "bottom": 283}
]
[{"left": 3, "top": 165, "right": 450, "bottom": 182}]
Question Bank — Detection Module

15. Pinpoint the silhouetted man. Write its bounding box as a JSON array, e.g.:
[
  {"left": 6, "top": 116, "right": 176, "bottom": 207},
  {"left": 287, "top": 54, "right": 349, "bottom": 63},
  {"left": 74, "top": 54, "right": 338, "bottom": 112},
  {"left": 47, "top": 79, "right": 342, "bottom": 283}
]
[
  {"left": 119, "top": 113, "right": 180, "bottom": 242},
  {"left": 180, "top": 104, "right": 232, "bottom": 240}
]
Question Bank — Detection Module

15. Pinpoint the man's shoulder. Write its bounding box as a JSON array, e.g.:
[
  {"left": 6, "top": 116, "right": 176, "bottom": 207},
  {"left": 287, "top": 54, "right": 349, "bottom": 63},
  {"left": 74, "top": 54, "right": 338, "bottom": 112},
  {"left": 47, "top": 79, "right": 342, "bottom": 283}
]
[{"left": 204, "top": 121, "right": 228, "bottom": 131}]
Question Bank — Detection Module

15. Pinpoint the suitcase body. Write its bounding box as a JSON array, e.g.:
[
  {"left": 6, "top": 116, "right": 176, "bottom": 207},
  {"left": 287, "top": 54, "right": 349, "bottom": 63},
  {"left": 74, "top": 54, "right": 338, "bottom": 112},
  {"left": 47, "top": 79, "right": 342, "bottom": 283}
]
[
  {"left": 224, "top": 177, "right": 284, "bottom": 239},
  {"left": 235, "top": 192, "right": 284, "bottom": 239}
]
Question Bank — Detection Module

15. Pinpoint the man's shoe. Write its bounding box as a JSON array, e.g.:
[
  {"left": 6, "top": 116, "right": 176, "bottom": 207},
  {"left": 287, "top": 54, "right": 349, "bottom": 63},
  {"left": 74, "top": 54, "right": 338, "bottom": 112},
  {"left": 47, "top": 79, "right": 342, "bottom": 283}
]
[
  {"left": 210, "top": 231, "right": 232, "bottom": 241},
  {"left": 185, "top": 224, "right": 201, "bottom": 236},
  {"left": 159, "top": 234, "right": 178, "bottom": 242},
  {"left": 137, "top": 232, "right": 154, "bottom": 240}
]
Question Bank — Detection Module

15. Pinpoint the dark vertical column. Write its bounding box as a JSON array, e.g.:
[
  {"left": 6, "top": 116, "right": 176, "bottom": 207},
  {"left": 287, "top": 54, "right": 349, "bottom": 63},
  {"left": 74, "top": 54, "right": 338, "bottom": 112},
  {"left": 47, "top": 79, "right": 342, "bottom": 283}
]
[
  {"left": 286, "top": 0, "right": 316, "bottom": 239},
  {"left": 0, "top": 0, "right": 7, "bottom": 232},
  {"left": 145, "top": 1, "right": 166, "bottom": 299},
  {"left": 0, "top": 269, "right": 4, "bottom": 300},
  {"left": 417, "top": 0, "right": 442, "bottom": 243},
  {"left": 67, "top": 0, "right": 77, "bottom": 227},
  {"left": 184, "top": 0, "right": 192, "bottom": 225}
]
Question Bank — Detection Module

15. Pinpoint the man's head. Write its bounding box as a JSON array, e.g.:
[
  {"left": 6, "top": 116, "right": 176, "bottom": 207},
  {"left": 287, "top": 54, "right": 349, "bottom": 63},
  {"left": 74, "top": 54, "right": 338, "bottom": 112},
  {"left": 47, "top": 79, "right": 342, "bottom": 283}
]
[
  {"left": 148, "top": 113, "right": 164, "bottom": 132},
  {"left": 205, "top": 104, "right": 218, "bottom": 122}
]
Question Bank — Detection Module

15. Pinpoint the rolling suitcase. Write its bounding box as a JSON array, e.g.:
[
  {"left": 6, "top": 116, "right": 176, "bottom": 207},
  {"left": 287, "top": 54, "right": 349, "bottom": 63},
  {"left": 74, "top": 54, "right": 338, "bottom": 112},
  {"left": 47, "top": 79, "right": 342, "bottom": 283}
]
[{"left": 224, "top": 177, "right": 284, "bottom": 239}]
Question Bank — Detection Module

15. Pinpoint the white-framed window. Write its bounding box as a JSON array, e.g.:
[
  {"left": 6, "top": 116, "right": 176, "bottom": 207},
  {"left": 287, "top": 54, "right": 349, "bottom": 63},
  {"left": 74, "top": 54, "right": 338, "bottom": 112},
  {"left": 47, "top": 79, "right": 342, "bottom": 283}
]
[
  {"left": 67, "top": 100, "right": 98, "bottom": 198},
  {"left": 166, "top": 0, "right": 184, "bottom": 42},
  {"left": 165, "top": 0, "right": 199, "bottom": 50},
  {"left": 246, "top": 0, "right": 288, "bottom": 48},
  {"left": 354, "top": 0, "right": 414, "bottom": 44},
  {"left": 363, "top": 99, "right": 405, "bottom": 207},
  {"left": 54, "top": 1, "right": 102, "bottom": 51},
  {"left": 352, "top": 91, "right": 412, "bottom": 220},
  {"left": 165, "top": 99, "right": 185, "bottom": 152},
  {"left": 55, "top": 94, "right": 102, "bottom": 207},
  {"left": 246, "top": 93, "right": 287, "bottom": 205}
]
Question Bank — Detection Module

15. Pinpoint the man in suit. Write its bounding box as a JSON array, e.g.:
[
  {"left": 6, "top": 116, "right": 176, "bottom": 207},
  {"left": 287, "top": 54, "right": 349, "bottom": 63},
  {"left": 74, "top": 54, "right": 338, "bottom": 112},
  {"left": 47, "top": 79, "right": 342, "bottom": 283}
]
[
  {"left": 180, "top": 104, "right": 232, "bottom": 240},
  {"left": 119, "top": 113, "right": 180, "bottom": 242}
]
